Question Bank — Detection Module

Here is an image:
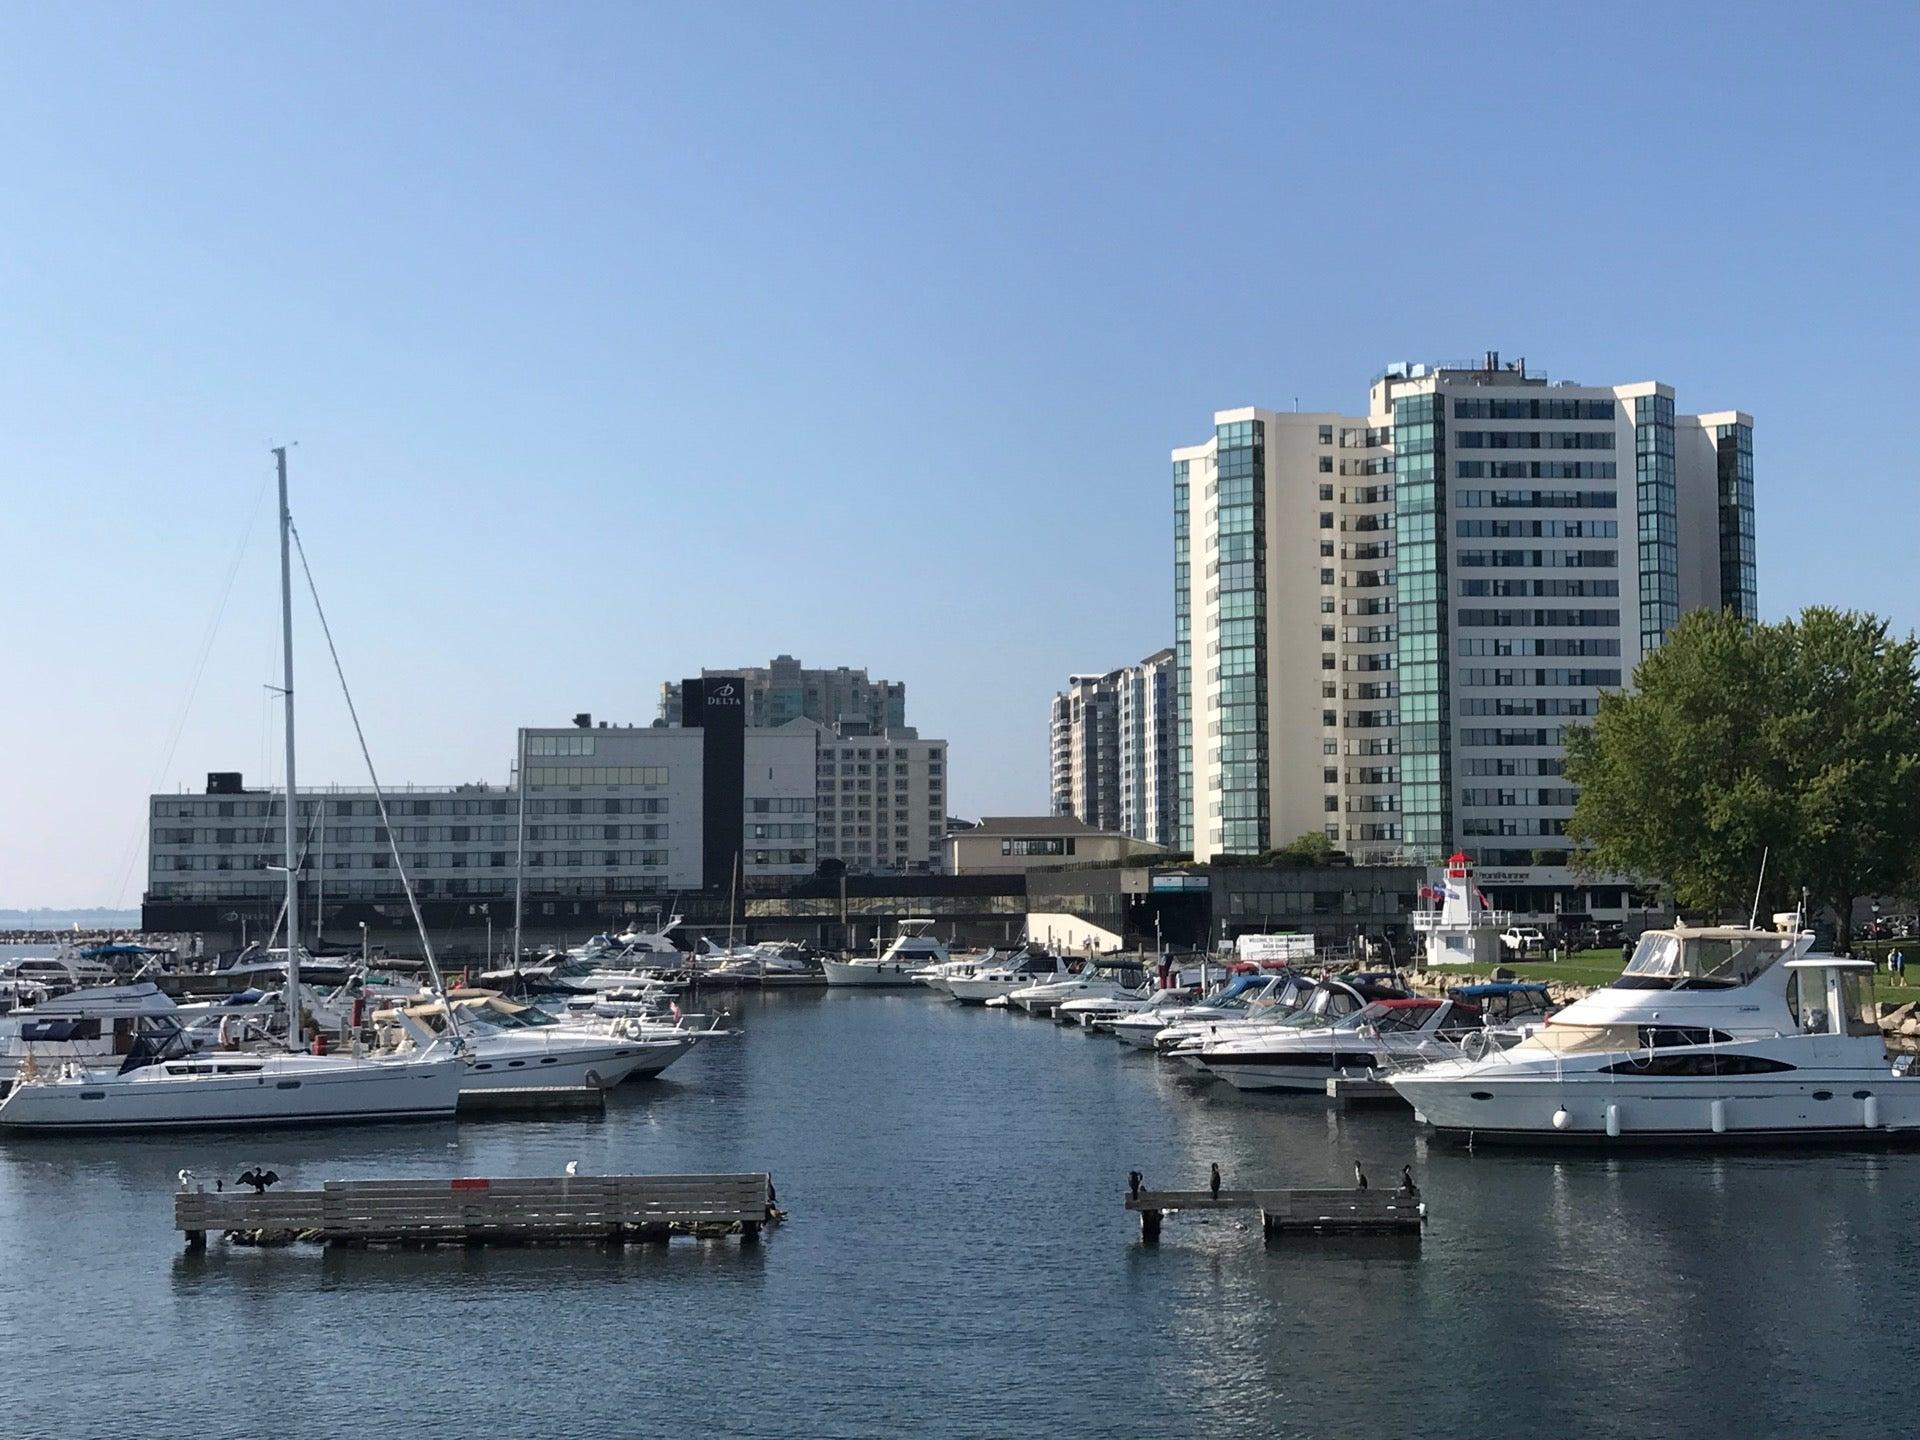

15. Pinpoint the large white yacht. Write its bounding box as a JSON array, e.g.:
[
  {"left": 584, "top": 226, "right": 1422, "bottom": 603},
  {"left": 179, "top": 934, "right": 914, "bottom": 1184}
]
[
  {"left": 1390, "top": 924, "right": 1920, "bottom": 1144},
  {"left": 1199, "top": 995, "right": 1483, "bottom": 1092},
  {"left": 822, "top": 920, "right": 948, "bottom": 988}
]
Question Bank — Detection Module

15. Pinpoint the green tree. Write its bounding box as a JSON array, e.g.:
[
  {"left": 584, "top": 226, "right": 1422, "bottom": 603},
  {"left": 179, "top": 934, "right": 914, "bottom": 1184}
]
[
  {"left": 1565, "top": 607, "right": 1920, "bottom": 952},
  {"left": 1264, "top": 832, "right": 1337, "bottom": 865}
]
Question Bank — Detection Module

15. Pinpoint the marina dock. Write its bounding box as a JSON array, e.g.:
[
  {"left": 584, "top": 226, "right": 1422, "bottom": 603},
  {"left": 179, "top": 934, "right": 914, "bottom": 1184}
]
[
  {"left": 1324, "top": 1073, "right": 1405, "bottom": 1107},
  {"left": 177, "top": 1171, "right": 775, "bottom": 1249},
  {"left": 1125, "top": 1186, "right": 1424, "bottom": 1240}
]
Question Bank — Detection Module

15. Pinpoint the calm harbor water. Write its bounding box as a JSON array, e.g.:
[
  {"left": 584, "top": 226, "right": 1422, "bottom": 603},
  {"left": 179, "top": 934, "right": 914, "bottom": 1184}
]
[{"left": 2, "top": 986, "right": 1915, "bottom": 1438}]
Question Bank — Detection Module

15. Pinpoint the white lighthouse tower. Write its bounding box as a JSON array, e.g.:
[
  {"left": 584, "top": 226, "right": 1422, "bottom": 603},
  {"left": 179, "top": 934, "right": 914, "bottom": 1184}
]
[{"left": 1410, "top": 851, "right": 1509, "bottom": 967}]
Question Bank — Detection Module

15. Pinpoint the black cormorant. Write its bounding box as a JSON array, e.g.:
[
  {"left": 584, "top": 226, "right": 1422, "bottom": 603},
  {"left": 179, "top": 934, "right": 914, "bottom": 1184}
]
[
  {"left": 1354, "top": 1163, "right": 1368, "bottom": 1191},
  {"left": 1209, "top": 1162, "right": 1222, "bottom": 1199}
]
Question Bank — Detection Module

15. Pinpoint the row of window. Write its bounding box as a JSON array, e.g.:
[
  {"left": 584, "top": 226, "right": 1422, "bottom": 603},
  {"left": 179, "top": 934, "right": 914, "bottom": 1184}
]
[
  {"left": 154, "top": 796, "right": 513, "bottom": 820},
  {"left": 1460, "top": 788, "right": 1579, "bottom": 807},
  {"left": 1455, "top": 609, "right": 1621, "bottom": 628},
  {"left": 1458, "top": 668, "right": 1621, "bottom": 688},
  {"left": 1458, "top": 638, "right": 1621, "bottom": 657},
  {"left": 1458, "top": 578, "right": 1619, "bottom": 597},
  {"left": 1461, "top": 698, "right": 1597, "bottom": 717},
  {"left": 1457, "top": 520, "right": 1617, "bottom": 539},
  {"left": 526, "top": 735, "right": 596, "bottom": 757},
  {"left": 1456, "top": 462, "right": 1617, "bottom": 480},
  {"left": 1460, "top": 817, "right": 1570, "bottom": 836},
  {"left": 1457, "top": 549, "right": 1617, "bottom": 569},
  {"left": 1460, "top": 727, "right": 1570, "bottom": 746},
  {"left": 530, "top": 766, "right": 669, "bottom": 787},
  {"left": 1454, "top": 430, "right": 1616, "bottom": 451},
  {"left": 1455, "top": 490, "right": 1617, "bottom": 510},
  {"left": 1462, "top": 756, "right": 1564, "bottom": 776},
  {"left": 1453, "top": 398, "right": 1616, "bottom": 420}
]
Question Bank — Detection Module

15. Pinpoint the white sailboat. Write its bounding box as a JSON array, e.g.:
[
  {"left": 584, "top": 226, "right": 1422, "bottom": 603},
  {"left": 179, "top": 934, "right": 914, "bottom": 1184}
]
[{"left": 0, "top": 449, "right": 464, "bottom": 1132}]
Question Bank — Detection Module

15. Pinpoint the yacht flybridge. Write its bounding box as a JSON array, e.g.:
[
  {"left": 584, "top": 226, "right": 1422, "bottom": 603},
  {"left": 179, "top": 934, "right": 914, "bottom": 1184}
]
[
  {"left": 1390, "top": 924, "right": 1920, "bottom": 1144},
  {"left": 822, "top": 920, "right": 948, "bottom": 987}
]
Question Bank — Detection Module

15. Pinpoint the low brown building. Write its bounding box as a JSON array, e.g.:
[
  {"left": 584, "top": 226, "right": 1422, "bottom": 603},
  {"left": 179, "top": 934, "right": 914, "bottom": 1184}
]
[{"left": 945, "top": 815, "right": 1167, "bottom": 877}]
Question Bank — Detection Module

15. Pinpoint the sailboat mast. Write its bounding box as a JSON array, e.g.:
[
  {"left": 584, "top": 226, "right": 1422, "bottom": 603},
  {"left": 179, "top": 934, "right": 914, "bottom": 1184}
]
[
  {"left": 512, "top": 728, "right": 527, "bottom": 969},
  {"left": 275, "top": 446, "right": 302, "bottom": 1054}
]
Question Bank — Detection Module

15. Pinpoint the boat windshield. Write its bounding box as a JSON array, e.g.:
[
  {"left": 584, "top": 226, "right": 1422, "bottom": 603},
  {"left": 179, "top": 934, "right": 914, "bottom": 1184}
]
[
  {"left": 1618, "top": 932, "right": 1790, "bottom": 989},
  {"left": 1334, "top": 1003, "right": 1432, "bottom": 1034}
]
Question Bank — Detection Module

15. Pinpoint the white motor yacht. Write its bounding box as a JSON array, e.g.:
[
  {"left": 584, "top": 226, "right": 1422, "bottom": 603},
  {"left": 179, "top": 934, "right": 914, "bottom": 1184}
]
[
  {"left": 1009, "top": 959, "right": 1148, "bottom": 1016},
  {"left": 914, "top": 949, "right": 998, "bottom": 996},
  {"left": 946, "top": 950, "right": 1072, "bottom": 1005},
  {"left": 1056, "top": 980, "right": 1187, "bottom": 1030},
  {"left": 1390, "top": 925, "right": 1920, "bottom": 1144},
  {"left": 0, "top": 953, "right": 123, "bottom": 1008},
  {"left": 1199, "top": 995, "right": 1480, "bottom": 1092},
  {"left": 377, "top": 996, "right": 693, "bottom": 1089},
  {"left": 0, "top": 982, "right": 182, "bottom": 1093},
  {"left": 1125, "top": 972, "right": 1309, "bottom": 1053},
  {"left": 822, "top": 919, "right": 948, "bottom": 988},
  {"left": 1078, "top": 985, "right": 1201, "bottom": 1037}
]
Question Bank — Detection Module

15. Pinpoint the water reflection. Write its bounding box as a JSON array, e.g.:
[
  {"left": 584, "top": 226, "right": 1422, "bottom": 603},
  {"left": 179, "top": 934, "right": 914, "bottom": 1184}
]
[{"left": 3, "top": 988, "right": 1918, "bottom": 1439}]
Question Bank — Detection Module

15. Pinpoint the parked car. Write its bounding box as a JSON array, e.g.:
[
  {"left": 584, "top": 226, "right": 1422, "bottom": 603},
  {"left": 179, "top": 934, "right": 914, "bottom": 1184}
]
[{"left": 1500, "top": 926, "right": 1547, "bottom": 955}]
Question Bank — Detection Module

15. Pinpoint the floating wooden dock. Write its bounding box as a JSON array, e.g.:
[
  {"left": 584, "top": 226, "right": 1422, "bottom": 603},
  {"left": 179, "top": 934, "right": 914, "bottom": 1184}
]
[
  {"left": 1125, "top": 1187, "right": 1423, "bottom": 1240},
  {"left": 457, "top": 1085, "right": 606, "bottom": 1114},
  {"left": 177, "top": 1172, "right": 773, "bottom": 1249},
  {"left": 1324, "top": 1073, "right": 1406, "bottom": 1107}
]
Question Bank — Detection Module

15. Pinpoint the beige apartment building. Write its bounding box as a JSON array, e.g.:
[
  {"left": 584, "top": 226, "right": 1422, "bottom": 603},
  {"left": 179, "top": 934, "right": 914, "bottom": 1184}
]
[{"left": 1173, "top": 353, "right": 1754, "bottom": 917}]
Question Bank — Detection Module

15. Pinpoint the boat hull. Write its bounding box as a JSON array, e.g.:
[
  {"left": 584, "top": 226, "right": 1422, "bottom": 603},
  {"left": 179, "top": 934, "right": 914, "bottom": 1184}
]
[
  {"left": 458, "top": 1036, "right": 691, "bottom": 1090},
  {"left": 0, "top": 1056, "right": 461, "bottom": 1132},
  {"left": 821, "top": 960, "right": 924, "bottom": 988},
  {"left": 1394, "top": 1070, "right": 1920, "bottom": 1145}
]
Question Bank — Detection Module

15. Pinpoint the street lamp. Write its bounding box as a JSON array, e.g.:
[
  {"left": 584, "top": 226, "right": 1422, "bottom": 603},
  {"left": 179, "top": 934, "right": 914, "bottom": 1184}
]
[{"left": 359, "top": 921, "right": 369, "bottom": 970}]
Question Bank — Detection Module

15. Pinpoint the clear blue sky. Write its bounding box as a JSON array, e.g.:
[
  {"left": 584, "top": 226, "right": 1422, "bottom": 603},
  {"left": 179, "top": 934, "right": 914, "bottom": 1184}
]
[{"left": 2, "top": 2, "right": 1914, "bottom": 906}]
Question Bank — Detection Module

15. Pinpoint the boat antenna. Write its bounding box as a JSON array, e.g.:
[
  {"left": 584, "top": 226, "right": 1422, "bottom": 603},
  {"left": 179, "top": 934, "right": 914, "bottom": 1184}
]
[
  {"left": 273, "top": 447, "right": 303, "bottom": 1055},
  {"left": 1748, "top": 846, "right": 1769, "bottom": 929},
  {"left": 287, "top": 516, "right": 461, "bottom": 1043}
]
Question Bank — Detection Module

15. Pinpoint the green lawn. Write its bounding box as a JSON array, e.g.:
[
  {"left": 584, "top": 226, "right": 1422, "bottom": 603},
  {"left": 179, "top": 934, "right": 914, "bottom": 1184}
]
[{"left": 1429, "top": 947, "right": 1627, "bottom": 989}]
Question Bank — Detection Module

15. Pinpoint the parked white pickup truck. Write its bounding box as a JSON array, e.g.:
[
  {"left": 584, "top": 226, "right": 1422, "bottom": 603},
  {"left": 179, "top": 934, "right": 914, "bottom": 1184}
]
[{"left": 1500, "top": 926, "right": 1547, "bottom": 954}]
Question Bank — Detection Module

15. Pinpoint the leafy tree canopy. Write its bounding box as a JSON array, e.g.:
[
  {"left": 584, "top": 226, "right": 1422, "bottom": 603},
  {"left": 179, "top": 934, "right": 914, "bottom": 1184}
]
[{"left": 1565, "top": 607, "right": 1920, "bottom": 951}]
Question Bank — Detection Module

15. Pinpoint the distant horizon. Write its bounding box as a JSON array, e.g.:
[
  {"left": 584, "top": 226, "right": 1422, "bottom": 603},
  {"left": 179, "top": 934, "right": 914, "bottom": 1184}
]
[{"left": 4, "top": 3, "right": 1915, "bottom": 905}]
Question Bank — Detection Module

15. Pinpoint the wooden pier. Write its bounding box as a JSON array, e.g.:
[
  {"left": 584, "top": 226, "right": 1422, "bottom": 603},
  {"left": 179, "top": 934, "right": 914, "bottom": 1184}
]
[
  {"left": 1125, "top": 1186, "right": 1423, "bottom": 1241},
  {"left": 457, "top": 1085, "right": 606, "bottom": 1115},
  {"left": 1324, "top": 1073, "right": 1407, "bottom": 1108},
  {"left": 177, "top": 1172, "right": 774, "bottom": 1249}
]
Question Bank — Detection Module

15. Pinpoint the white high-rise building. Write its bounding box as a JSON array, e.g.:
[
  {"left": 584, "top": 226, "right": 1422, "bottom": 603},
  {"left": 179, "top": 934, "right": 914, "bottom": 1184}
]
[
  {"left": 1048, "top": 648, "right": 1178, "bottom": 847},
  {"left": 1173, "top": 353, "right": 1754, "bottom": 911}
]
